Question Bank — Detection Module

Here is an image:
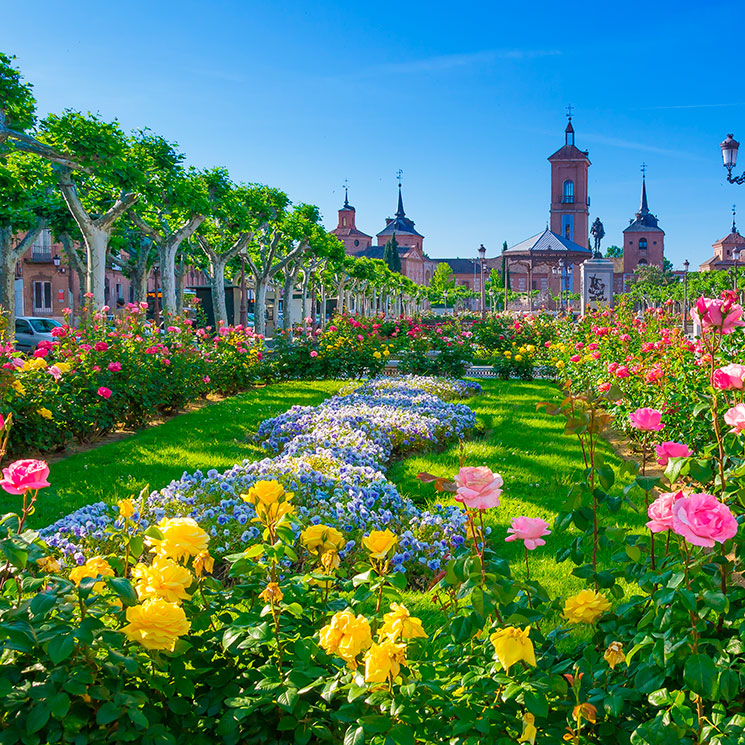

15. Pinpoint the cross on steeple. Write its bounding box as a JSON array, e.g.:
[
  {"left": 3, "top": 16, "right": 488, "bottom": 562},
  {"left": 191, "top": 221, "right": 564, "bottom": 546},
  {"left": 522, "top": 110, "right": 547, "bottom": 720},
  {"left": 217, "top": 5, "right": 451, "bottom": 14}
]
[
  {"left": 641, "top": 162, "right": 647, "bottom": 178},
  {"left": 565, "top": 104, "right": 574, "bottom": 120},
  {"left": 396, "top": 169, "right": 403, "bottom": 187},
  {"left": 733, "top": 204, "right": 737, "bottom": 233},
  {"left": 343, "top": 178, "right": 349, "bottom": 208}
]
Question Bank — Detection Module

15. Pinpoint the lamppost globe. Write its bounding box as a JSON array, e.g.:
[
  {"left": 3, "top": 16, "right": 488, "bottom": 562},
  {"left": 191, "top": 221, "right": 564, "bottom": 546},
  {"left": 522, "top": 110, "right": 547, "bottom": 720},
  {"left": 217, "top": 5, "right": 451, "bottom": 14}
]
[
  {"left": 722, "top": 134, "right": 740, "bottom": 169},
  {"left": 683, "top": 259, "right": 690, "bottom": 271},
  {"left": 52, "top": 254, "right": 61, "bottom": 268}
]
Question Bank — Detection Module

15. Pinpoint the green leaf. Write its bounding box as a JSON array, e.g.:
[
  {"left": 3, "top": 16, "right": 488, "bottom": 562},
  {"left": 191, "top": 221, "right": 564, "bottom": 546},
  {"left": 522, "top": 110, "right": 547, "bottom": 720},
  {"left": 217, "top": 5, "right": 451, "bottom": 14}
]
[
  {"left": 26, "top": 702, "right": 50, "bottom": 733},
  {"left": 107, "top": 577, "right": 138, "bottom": 605},
  {"left": 719, "top": 669, "right": 740, "bottom": 701},
  {"left": 49, "top": 692, "right": 71, "bottom": 719},
  {"left": 523, "top": 689, "right": 548, "bottom": 718},
  {"left": 702, "top": 590, "right": 729, "bottom": 613},
  {"left": 344, "top": 725, "right": 365, "bottom": 745},
  {"left": 96, "top": 701, "right": 122, "bottom": 726},
  {"left": 387, "top": 724, "right": 415, "bottom": 745},
  {"left": 277, "top": 688, "right": 298, "bottom": 712},
  {"left": 128, "top": 534, "right": 144, "bottom": 559},
  {"left": 0, "top": 537, "right": 28, "bottom": 568},
  {"left": 48, "top": 634, "right": 75, "bottom": 665},
  {"left": 684, "top": 654, "right": 716, "bottom": 698},
  {"left": 30, "top": 591, "right": 57, "bottom": 616}
]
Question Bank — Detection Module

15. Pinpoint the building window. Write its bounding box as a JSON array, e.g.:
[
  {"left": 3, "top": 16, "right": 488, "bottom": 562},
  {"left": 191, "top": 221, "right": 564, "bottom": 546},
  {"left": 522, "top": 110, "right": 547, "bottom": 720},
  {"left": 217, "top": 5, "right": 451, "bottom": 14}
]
[
  {"left": 342, "top": 217, "right": 347, "bottom": 227},
  {"left": 32, "top": 281, "right": 52, "bottom": 314},
  {"left": 639, "top": 238, "right": 648, "bottom": 250},
  {"left": 116, "top": 283, "right": 123, "bottom": 300},
  {"left": 562, "top": 214, "right": 574, "bottom": 241},
  {"left": 354, "top": 239, "right": 359, "bottom": 247},
  {"left": 638, "top": 259, "right": 648, "bottom": 266},
  {"left": 563, "top": 180, "right": 574, "bottom": 203},
  {"left": 31, "top": 229, "right": 52, "bottom": 262}
]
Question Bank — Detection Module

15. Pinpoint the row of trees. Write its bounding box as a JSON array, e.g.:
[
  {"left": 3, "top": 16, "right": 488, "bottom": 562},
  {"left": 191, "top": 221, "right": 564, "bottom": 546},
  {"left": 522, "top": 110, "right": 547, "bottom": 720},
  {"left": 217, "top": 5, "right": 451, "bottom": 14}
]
[{"left": 0, "top": 54, "right": 427, "bottom": 333}]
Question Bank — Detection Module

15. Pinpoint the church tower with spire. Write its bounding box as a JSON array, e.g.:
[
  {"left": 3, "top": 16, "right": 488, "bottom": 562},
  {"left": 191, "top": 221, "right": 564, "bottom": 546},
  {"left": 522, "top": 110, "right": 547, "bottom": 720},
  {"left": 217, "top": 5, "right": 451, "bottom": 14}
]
[
  {"left": 376, "top": 183, "right": 424, "bottom": 251},
  {"left": 622, "top": 171, "right": 665, "bottom": 275},
  {"left": 548, "top": 114, "right": 591, "bottom": 247},
  {"left": 330, "top": 187, "right": 372, "bottom": 254}
]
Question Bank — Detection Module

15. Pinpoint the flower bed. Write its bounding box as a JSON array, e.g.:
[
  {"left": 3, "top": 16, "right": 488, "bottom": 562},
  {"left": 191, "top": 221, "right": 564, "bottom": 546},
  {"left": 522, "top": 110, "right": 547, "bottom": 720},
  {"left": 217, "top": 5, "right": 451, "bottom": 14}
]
[
  {"left": 40, "top": 375, "right": 481, "bottom": 577},
  {"left": 4, "top": 303, "right": 265, "bottom": 454}
]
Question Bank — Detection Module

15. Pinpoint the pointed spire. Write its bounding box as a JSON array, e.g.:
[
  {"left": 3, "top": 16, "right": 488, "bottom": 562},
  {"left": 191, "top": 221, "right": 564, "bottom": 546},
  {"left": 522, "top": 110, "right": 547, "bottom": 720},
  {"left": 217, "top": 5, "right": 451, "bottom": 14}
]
[
  {"left": 343, "top": 185, "right": 349, "bottom": 209},
  {"left": 565, "top": 105, "right": 575, "bottom": 145},
  {"left": 733, "top": 204, "right": 737, "bottom": 234},
  {"left": 396, "top": 183, "right": 405, "bottom": 217},
  {"left": 640, "top": 176, "right": 649, "bottom": 215}
]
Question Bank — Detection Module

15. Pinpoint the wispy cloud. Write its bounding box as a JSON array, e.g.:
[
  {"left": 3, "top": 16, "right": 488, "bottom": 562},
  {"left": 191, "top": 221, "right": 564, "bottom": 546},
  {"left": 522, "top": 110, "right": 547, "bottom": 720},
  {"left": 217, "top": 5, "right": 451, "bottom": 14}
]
[
  {"left": 336, "top": 49, "right": 561, "bottom": 79},
  {"left": 581, "top": 132, "right": 707, "bottom": 161}
]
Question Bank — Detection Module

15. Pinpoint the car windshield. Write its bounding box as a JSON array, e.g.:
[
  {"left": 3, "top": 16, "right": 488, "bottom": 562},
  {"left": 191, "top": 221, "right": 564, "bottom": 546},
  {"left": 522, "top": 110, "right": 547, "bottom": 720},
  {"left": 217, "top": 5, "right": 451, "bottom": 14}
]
[{"left": 29, "top": 319, "right": 62, "bottom": 332}]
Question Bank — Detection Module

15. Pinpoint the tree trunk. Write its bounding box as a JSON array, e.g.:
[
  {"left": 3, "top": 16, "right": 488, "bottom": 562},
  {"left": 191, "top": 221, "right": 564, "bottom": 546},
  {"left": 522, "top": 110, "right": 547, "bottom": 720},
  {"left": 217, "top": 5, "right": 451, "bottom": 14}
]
[
  {"left": 254, "top": 276, "right": 269, "bottom": 336},
  {"left": 0, "top": 220, "right": 45, "bottom": 333},
  {"left": 159, "top": 243, "right": 178, "bottom": 317},
  {"left": 282, "top": 266, "right": 298, "bottom": 331},
  {"left": 175, "top": 260, "right": 186, "bottom": 316},
  {"left": 58, "top": 232, "right": 87, "bottom": 319}
]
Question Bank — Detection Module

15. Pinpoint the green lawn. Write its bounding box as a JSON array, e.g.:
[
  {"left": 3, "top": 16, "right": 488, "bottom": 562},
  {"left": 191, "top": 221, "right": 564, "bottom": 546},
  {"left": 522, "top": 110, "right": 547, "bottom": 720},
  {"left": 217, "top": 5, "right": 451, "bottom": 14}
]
[
  {"left": 14, "top": 376, "right": 646, "bottom": 613},
  {"left": 388, "top": 378, "right": 647, "bottom": 605},
  {"left": 11, "top": 381, "right": 345, "bottom": 528}
]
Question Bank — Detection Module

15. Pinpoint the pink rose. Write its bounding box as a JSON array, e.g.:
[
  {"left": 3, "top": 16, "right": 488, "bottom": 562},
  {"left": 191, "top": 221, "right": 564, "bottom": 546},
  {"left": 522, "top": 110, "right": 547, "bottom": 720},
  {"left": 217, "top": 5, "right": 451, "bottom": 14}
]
[
  {"left": 671, "top": 493, "right": 738, "bottom": 547},
  {"left": 108, "top": 362, "right": 122, "bottom": 372},
  {"left": 712, "top": 363, "right": 745, "bottom": 390},
  {"left": 202, "top": 376, "right": 210, "bottom": 384},
  {"left": 48, "top": 365, "right": 62, "bottom": 381},
  {"left": 570, "top": 354, "right": 581, "bottom": 363},
  {"left": 94, "top": 341, "right": 108, "bottom": 352},
  {"left": 629, "top": 407, "right": 664, "bottom": 432},
  {"left": 647, "top": 491, "right": 683, "bottom": 532},
  {"left": 692, "top": 294, "right": 745, "bottom": 335},
  {"left": 310, "top": 351, "right": 318, "bottom": 358},
  {"left": 655, "top": 441, "right": 693, "bottom": 467},
  {"left": 97, "top": 387, "right": 112, "bottom": 399},
  {"left": 454, "top": 466, "right": 503, "bottom": 510},
  {"left": 724, "top": 404, "right": 745, "bottom": 433},
  {"left": 0, "top": 459, "right": 50, "bottom": 494},
  {"left": 32, "top": 347, "right": 49, "bottom": 358},
  {"left": 505, "top": 516, "right": 551, "bottom": 550},
  {"left": 615, "top": 365, "right": 630, "bottom": 378}
]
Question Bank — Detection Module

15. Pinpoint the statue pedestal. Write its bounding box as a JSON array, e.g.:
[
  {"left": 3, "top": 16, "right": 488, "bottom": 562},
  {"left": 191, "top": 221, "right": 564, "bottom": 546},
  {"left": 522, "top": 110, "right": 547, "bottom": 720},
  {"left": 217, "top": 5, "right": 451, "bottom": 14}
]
[{"left": 580, "top": 257, "right": 615, "bottom": 314}]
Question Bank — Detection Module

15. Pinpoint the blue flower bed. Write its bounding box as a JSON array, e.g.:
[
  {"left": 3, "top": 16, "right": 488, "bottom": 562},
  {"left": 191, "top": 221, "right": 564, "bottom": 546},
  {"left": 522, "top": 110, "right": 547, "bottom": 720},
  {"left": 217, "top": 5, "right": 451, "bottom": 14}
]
[{"left": 41, "top": 375, "right": 482, "bottom": 576}]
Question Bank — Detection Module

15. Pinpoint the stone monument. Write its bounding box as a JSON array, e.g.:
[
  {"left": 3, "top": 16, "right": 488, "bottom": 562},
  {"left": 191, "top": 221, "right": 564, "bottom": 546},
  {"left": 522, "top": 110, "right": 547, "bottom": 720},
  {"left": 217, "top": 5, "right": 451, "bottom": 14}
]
[{"left": 581, "top": 218, "right": 615, "bottom": 313}]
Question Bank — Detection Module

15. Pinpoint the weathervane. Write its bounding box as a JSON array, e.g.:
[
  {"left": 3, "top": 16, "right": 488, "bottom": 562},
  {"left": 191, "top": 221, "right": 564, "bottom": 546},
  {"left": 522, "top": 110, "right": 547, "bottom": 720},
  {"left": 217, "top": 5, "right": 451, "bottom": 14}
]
[
  {"left": 733, "top": 203, "right": 737, "bottom": 232},
  {"left": 565, "top": 104, "right": 574, "bottom": 121},
  {"left": 641, "top": 162, "right": 647, "bottom": 178},
  {"left": 343, "top": 177, "right": 349, "bottom": 207},
  {"left": 396, "top": 169, "right": 403, "bottom": 187}
]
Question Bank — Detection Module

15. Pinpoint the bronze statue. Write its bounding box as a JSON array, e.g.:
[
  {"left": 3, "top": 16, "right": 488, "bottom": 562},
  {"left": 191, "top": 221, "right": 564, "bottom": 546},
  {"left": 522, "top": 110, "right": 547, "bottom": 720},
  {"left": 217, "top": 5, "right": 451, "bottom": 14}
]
[{"left": 591, "top": 217, "right": 605, "bottom": 258}]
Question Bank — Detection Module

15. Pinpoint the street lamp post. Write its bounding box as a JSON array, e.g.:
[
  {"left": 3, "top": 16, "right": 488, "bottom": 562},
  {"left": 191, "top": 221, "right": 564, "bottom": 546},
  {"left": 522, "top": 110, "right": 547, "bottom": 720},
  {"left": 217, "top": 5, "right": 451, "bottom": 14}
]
[
  {"left": 721, "top": 135, "right": 745, "bottom": 184},
  {"left": 683, "top": 259, "right": 689, "bottom": 332},
  {"left": 734, "top": 248, "right": 741, "bottom": 297},
  {"left": 443, "top": 288, "right": 448, "bottom": 315},
  {"left": 503, "top": 256, "right": 508, "bottom": 311},
  {"left": 478, "top": 244, "right": 486, "bottom": 320}
]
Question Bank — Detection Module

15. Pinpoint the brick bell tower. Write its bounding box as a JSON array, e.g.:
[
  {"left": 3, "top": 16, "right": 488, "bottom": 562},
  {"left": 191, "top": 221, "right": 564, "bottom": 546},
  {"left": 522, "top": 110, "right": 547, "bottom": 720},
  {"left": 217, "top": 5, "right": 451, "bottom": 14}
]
[{"left": 548, "top": 113, "right": 591, "bottom": 247}]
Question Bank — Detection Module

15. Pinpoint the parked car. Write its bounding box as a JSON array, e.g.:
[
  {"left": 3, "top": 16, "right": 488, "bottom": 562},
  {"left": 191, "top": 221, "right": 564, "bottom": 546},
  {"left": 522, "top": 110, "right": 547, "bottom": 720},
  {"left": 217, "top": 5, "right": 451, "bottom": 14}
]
[{"left": 14, "top": 316, "right": 62, "bottom": 352}]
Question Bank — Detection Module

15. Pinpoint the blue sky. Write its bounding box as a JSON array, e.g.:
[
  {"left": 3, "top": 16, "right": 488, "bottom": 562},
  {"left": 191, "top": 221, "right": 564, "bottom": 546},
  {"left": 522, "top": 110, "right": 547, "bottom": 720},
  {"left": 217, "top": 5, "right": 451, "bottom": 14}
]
[{"left": 2, "top": 0, "right": 742, "bottom": 268}]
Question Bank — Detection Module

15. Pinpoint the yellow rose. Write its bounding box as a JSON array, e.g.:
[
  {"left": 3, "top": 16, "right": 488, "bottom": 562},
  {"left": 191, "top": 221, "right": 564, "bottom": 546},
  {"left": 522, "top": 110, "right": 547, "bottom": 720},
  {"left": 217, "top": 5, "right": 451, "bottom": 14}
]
[
  {"left": 37, "top": 555, "right": 61, "bottom": 573},
  {"left": 242, "top": 480, "right": 287, "bottom": 507},
  {"left": 23, "top": 358, "right": 48, "bottom": 372},
  {"left": 69, "top": 556, "right": 115, "bottom": 594},
  {"left": 603, "top": 641, "right": 625, "bottom": 669},
  {"left": 301, "top": 524, "right": 346, "bottom": 555},
  {"left": 319, "top": 549, "right": 340, "bottom": 573},
  {"left": 252, "top": 500, "right": 295, "bottom": 526},
  {"left": 373, "top": 351, "right": 382, "bottom": 359},
  {"left": 132, "top": 557, "right": 193, "bottom": 603},
  {"left": 37, "top": 407, "right": 53, "bottom": 420},
  {"left": 121, "top": 598, "right": 191, "bottom": 651},
  {"left": 193, "top": 551, "right": 214, "bottom": 577},
  {"left": 118, "top": 499, "right": 136, "bottom": 519},
  {"left": 490, "top": 626, "right": 537, "bottom": 673},
  {"left": 518, "top": 712, "right": 537, "bottom": 744},
  {"left": 378, "top": 603, "right": 427, "bottom": 642},
  {"left": 526, "top": 345, "right": 536, "bottom": 354},
  {"left": 363, "top": 640, "right": 406, "bottom": 683},
  {"left": 145, "top": 517, "right": 210, "bottom": 563},
  {"left": 12, "top": 380, "right": 26, "bottom": 395},
  {"left": 514, "top": 354, "right": 523, "bottom": 362},
  {"left": 383, "top": 349, "right": 390, "bottom": 357},
  {"left": 362, "top": 529, "right": 397, "bottom": 559},
  {"left": 54, "top": 362, "right": 71, "bottom": 374},
  {"left": 563, "top": 589, "right": 611, "bottom": 624},
  {"left": 258, "top": 582, "right": 284, "bottom": 604},
  {"left": 319, "top": 610, "right": 372, "bottom": 669},
  {"left": 556, "top": 360, "right": 565, "bottom": 369}
]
